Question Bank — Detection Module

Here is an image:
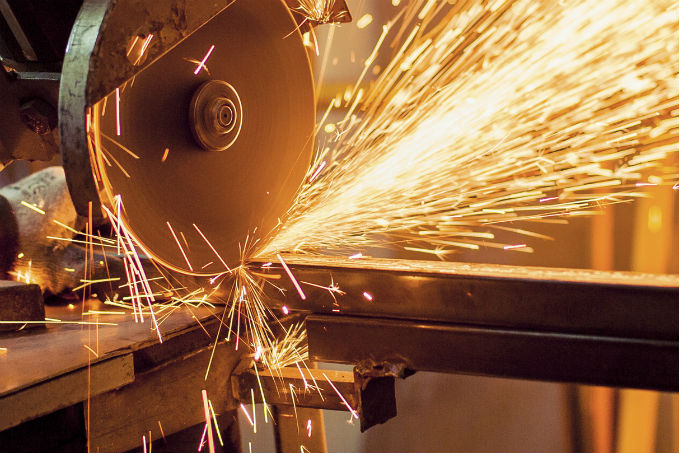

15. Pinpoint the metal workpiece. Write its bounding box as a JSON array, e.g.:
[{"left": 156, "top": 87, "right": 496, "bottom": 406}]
[
  {"left": 60, "top": 0, "right": 317, "bottom": 274},
  {"left": 249, "top": 255, "right": 679, "bottom": 391},
  {"left": 305, "top": 315, "right": 678, "bottom": 392},
  {"left": 253, "top": 255, "right": 679, "bottom": 341},
  {"left": 233, "top": 364, "right": 398, "bottom": 431}
]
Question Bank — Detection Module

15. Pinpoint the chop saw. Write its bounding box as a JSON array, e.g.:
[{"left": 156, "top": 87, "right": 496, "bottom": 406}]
[{"left": 1, "top": 0, "right": 351, "bottom": 278}]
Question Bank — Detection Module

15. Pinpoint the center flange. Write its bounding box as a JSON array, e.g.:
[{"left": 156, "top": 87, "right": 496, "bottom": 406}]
[{"left": 189, "top": 80, "right": 243, "bottom": 151}]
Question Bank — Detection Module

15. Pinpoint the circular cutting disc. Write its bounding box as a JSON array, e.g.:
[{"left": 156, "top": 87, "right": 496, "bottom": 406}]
[{"left": 95, "top": 0, "right": 315, "bottom": 275}]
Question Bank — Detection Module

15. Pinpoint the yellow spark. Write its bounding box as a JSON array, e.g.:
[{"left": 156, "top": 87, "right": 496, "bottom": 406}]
[
  {"left": 357, "top": 14, "right": 373, "bottom": 29},
  {"left": 20, "top": 201, "right": 45, "bottom": 215},
  {"left": 83, "top": 344, "right": 99, "bottom": 357},
  {"left": 115, "top": 88, "right": 121, "bottom": 136},
  {"left": 208, "top": 399, "right": 224, "bottom": 447},
  {"left": 161, "top": 147, "right": 170, "bottom": 162},
  {"left": 503, "top": 244, "right": 527, "bottom": 250}
]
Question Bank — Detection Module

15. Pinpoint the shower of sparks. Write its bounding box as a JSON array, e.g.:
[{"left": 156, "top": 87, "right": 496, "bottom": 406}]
[
  {"left": 296, "top": 0, "right": 348, "bottom": 24},
  {"left": 259, "top": 0, "right": 678, "bottom": 258},
  {"left": 75, "top": 0, "right": 679, "bottom": 432},
  {"left": 194, "top": 45, "right": 215, "bottom": 75}
]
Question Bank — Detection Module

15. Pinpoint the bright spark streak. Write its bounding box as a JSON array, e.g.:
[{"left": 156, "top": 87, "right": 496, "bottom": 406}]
[
  {"left": 504, "top": 244, "right": 527, "bottom": 250},
  {"left": 277, "top": 254, "right": 306, "bottom": 300},
  {"left": 251, "top": 388, "right": 257, "bottom": 433},
  {"left": 348, "top": 253, "right": 363, "bottom": 259},
  {"left": 201, "top": 389, "right": 215, "bottom": 453},
  {"left": 167, "top": 222, "right": 193, "bottom": 271},
  {"left": 193, "top": 223, "right": 231, "bottom": 272},
  {"left": 362, "top": 291, "right": 373, "bottom": 301},
  {"left": 282, "top": 305, "right": 289, "bottom": 315},
  {"left": 322, "top": 373, "right": 358, "bottom": 419},
  {"left": 309, "top": 161, "right": 327, "bottom": 182},
  {"left": 306, "top": 419, "right": 312, "bottom": 437},
  {"left": 357, "top": 14, "right": 373, "bottom": 29},
  {"left": 161, "top": 148, "right": 169, "bottom": 162},
  {"left": 194, "top": 45, "right": 215, "bottom": 75},
  {"left": 208, "top": 399, "right": 224, "bottom": 447},
  {"left": 115, "top": 88, "right": 121, "bottom": 136},
  {"left": 259, "top": 0, "right": 679, "bottom": 258},
  {"left": 20, "top": 201, "right": 45, "bottom": 215},
  {"left": 240, "top": 403, "right": 254, "bottom": 426}
]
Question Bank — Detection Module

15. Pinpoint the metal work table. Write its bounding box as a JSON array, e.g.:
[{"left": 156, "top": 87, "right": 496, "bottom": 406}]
[
  {"left": 0, "top": 301, "right": 242, "bottom": 452},
  {"left": 254, "top": 255, "right": 679, "bottom": 392}
]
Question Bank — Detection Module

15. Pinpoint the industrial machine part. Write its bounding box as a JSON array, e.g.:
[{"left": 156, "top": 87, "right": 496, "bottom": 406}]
[
  {"left": 1, "top": 0, "right": 349, "bottom": 275},
  {"left": 0, "top": 280, "right": 43, "bottom": 330}
]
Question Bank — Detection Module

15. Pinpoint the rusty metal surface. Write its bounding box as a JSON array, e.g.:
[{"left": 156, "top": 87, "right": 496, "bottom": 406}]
[
  {"left": 306, "top": 314, "right": 679, "bottom": 392},
  {"left": 0, "top": 280, "right": 44, "bottom": 331},
  {"left": 235, "top": 366, "right": 357, "bottom": 411},
  {"left": 234, "top": 364, "right": 397, "bottom": 431},
  {"left": 253, "top": 255, "right": 679, "bottom": 341}
]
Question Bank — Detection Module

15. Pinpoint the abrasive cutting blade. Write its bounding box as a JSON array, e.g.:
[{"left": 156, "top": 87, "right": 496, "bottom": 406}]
[{"left": 94, "top": 0, "right": 315, "bottom": 275}]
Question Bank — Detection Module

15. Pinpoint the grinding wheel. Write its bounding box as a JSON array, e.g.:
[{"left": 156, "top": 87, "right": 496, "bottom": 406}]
[{"left": 69, "top": 0, "right": 315, "bottom": 275}]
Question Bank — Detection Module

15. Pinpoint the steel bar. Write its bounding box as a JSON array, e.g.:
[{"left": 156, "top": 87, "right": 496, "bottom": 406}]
[
  {"left": 306, "top": 315, "right": 678, "bottom": 392},
  {"left": 252, "top": 255, "right": 679, "bottom": 341},
  {"left": 249, "top": 255, "right": 678, "bottom": 391}
]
